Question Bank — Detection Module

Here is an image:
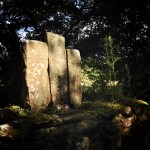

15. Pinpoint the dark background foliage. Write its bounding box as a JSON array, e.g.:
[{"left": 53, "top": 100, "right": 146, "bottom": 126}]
[{"left": 0, "top": 0, "right": 150, "bottom": 105}]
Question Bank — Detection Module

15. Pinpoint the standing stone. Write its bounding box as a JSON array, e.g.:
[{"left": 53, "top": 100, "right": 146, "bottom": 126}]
[
  {"left": 46, "top": 32, "right": 68, "bottom": 105},
  {"left": 67, "top": 49, "right": 82, "bottom": 108},
  {"left": 22, "top": 40, "right": 50, "bottom": 112}
]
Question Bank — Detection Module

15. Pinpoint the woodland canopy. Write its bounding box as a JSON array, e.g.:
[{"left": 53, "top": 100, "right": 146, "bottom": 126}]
[{"left": 0, "top": 0, "right": 150, "bottom": 105}]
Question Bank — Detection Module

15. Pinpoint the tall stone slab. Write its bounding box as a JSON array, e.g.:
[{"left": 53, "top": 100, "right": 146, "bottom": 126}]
[
  {"left": 46, "top": 32, "right": 68, "bottom": 105},
  {"left": 67, "top": 49, "right": 82, "bottom": 108},
  {"left": 22, "top": 40, "right": 50, "bottom": 112}
]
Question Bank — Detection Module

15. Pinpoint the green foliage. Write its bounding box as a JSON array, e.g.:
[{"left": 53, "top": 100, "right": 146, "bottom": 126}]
[
  {"left": 0, "top": 0, "right": 149, "bottom": 104},
  {"left": 132, "top": 99, "right": 149, "bottom": 106},
  {"left": 103, "top": 36, "right": 120, "bottom": 79},
  {"left": 102, "top": 36, "right": 121, "bottom": 99},
  {"left": 81, "top": 57, "right": 106, "bottom": 99},
  {"left": 81, "top": 36, "right": 124, "bottom": 100},
  {"left": 0, "top": 104, "right": 64, "bottom": 124},
  {"left": 8, "top": 105, "right": 28, "bottom": 117}
]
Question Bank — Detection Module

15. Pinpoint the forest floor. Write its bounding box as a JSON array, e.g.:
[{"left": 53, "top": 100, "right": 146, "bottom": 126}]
[{"left": 0, "top": 99, "right": 150, "bottom": 150}]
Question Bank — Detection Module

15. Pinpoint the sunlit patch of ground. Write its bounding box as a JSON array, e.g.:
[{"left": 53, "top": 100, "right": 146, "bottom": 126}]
[
  {"left": 0, "top": 98, "right": 149, "bottom": 124},
  {"left": 81, "top": 100, "right": 124, "bottom": 113},
  {"left": 1, "top": 98, "right": 150, "bottom": 150}
]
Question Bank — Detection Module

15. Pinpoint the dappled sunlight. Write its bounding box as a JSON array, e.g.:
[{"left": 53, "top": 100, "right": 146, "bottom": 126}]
[
  {"left": 132, "top": 99, "right": 149, "bottom": 106},
  {"left": 1, "top": 98, "right": 150, "bottom": 149},
  {"left": 0, "top": 0, "right": 150, "bottom": 149},
  {"left": 106, "top": 101, "right": 124, "bottom": 110},
  {"left": 81, "top": 100, "right": 124, "bottom": 113}
]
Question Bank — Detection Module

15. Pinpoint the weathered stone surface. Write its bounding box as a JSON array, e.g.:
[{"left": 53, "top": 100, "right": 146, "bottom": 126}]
[
  {"left": 46, "top": 32, "right": 68, "bottom": 105},
  {"left": 22, "top": 40, "right": 50, "bottom": 112},
  {"left": 67, "top": 49, "right": 82, "bottom": 108}
]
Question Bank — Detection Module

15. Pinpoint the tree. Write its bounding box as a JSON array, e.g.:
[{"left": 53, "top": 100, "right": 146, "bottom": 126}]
[{"left": 0, "top": 0, "right": 150, "bottom": 104}]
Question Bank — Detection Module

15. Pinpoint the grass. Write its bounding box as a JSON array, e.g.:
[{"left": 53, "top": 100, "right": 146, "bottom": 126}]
[{"left": 0, "top": 98, "right": 149, "bottom": 124}]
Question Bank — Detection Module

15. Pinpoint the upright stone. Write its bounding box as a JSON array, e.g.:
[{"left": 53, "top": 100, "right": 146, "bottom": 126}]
[
  {"left": 22, "top": 40, "right": 50, "bottom": 112},
  {"left": 67, "top": 49, "right": 82, "bottom": 108},
  {"left": 46, "top": 32, "right": 68, "bottom": 105}
]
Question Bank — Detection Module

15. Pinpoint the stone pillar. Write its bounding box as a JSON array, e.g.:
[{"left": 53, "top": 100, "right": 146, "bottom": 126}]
[
  {"left": 46, "top": 32, "right": 68, "bottom": 105},
  {"left": 67, "top": 49, "right": 82, "bottom": 108},
  {"left": 22, "top": 40, "right": 51, "bottom": 112}
]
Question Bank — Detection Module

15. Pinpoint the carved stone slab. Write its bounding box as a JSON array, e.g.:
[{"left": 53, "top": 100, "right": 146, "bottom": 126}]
[
  {"left": 46, "top": 32, "right": 68, "bottom": 105},
  {"left": 67, "top": 49, "right": 82, "bottom": 108},
  {"left": 22, "top": 40, "right": 50, "bottom": 112}
]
